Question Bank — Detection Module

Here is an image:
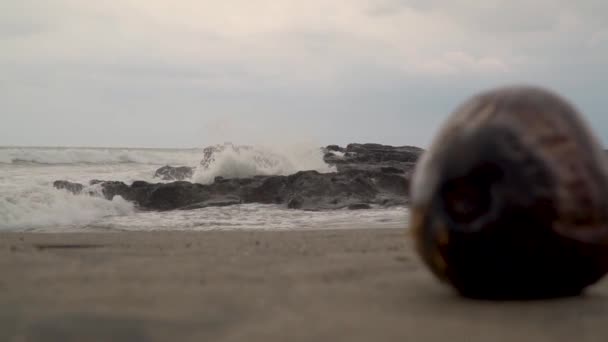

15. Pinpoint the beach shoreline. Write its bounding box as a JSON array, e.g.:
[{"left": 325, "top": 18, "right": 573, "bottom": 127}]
[{"left": 1, "top": 228, "right": 607, "bottom": 341}]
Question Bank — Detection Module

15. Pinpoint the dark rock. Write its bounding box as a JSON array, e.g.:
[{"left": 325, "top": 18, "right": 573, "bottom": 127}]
[
  {"left": 140, "top": 181, "right": 208, "bottom": 211},
  {"left": 344, "top": 143, "right": 422, "bottom": 163},
  {"left": 53, "top": 143, "right": 423, "bottom": 212},
  {"left": 153, "top": 165, "right": 194, "bottom": 181},
  {"left": 323, "top": 143, "right": 423, "bottom": 176},
  {"left": 97, "top": 181, "right": 133, "bottom": 201},
  {"left": 53, "top": 181, "right": 84, "bottom": 195},
  {"left": 348, "top": 203, "right": 372, "bottom": 210},
  {"left": 179, "top": 196, "right": 242, "bottom": 210},
  {"left": 281, "top": 170, "right": 379, "bottom": 210},
  {"left": 243, "top": 176, "right": 288, "bottom": 204},
  {"left": 372, "top": 173, "right": 409, "bottom": 196},
  {"left": 287, "top": 197, "right": 303, "bottom": 209},
  {"left": 326, "top": 145, "right": 344, "bottom": 152},
  {"left": 377, "top": 196, "right": 409, "bottom": 207},
  {"left": 57, "top": 168, "right": 410, "bottom": 211},
  {"left": 131, "top": 181, "right": 149, "bottom": 188},
  {"left": 380, "top": 167, "right": 404, "bottom": 174}
]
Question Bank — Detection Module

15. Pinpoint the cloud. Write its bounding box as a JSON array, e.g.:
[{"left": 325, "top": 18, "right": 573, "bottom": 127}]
[
  {"left": 0, "top": 0, "right": 607, "bottom": 147},
  {"left": 0, "top": 1, "right": 514, "bottom": 77},
  {"left": 588, "top": 30, "right": 608, "bottom": 48},
  {"left": 419, "top": 51, "right": 509, "bottom": 75}
]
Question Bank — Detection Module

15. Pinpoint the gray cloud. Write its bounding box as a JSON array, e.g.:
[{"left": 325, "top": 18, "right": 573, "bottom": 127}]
[{"left": 1, "top": 0, "right": 607, "bottom": 148}]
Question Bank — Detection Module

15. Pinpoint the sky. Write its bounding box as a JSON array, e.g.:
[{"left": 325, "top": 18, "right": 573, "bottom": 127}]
[{"left": 1, "top": 0, "right": 607, "bottom": 148}]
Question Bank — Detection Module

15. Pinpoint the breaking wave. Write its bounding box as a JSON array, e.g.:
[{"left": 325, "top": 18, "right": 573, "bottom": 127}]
[
  {"left": 0, "top": 143, "right": 338, "bottom": 231},
  {"left": 0, "top": 184, "right": 135, "bottom": 231},
  {"left": 193, "top": 143, "right": 335, "bottom": 184}
]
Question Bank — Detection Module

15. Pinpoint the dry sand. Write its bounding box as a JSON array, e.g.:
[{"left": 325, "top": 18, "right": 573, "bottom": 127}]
[{"left": 1, "top": 228, "right": 607, "bottom": 342}]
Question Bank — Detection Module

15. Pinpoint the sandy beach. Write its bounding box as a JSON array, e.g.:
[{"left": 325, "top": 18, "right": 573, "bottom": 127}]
[{"left": 1, "top": 228, "right": 607, "bottom": 342}]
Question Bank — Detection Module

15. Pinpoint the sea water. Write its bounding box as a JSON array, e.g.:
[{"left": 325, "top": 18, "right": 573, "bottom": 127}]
[{"left": 0, "top": 145, "right": 408, "bottom": 232}]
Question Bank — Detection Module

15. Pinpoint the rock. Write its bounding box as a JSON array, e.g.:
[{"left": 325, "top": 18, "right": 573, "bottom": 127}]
[
  {"left": 287, "top": 197, "right": 303, "bottom": 209},
  {"left": 348, "top": 203, "right": 372, "bottom": 210},
  {"left": 53, "top": 143, "right": 421, "bottom": 212},
  {"left": 326, "top": 145, "right": 344, "bottom": 152},
  {"left": 323, "top": 143, "right": 423, "bottom": 175},
  {"left": 179, "top": 196, "right": 242, "bottom": 210},
  {"left": 282, "top": 170, "right": 378, "bottom": 210},
  {"left": 97, "top": 181, "right": 133, "bottom": 201},
  {"left": 53, "top": 181, "right": 84, "bottom": 195},
  {"left": 372, "top": 172, "right": 409, "bottom": 196},
  {"left": 140, "top": 181, "right": 209, "bottom": 210},
  {"left": 131, "top": 181, "right": 150, "bottom": 188},
  {"left": 54, "top": 167, "right": 410, "bottom": 211},
  {"left": 380, "top": 167, "right": 404, "bottom": 174},
  {"left": 344, "top": 143, "right": 422, "bottom": 163},
  {"left": 153, "top": 165, "right": 194, "bottom": 181},
  {"left": 242, "top": 176, "right": 288, "bottom": 204}
]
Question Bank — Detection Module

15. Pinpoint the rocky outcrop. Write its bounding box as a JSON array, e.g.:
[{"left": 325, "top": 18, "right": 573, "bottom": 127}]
[
  {"left": 323, "top": 143, "right": 423, "bottom": 175},
  {"left": 53, "top": 180, "right": 84, "bottom": 195},
  {"left": 54, "top": 169, "right": 410, "bottom": 211},
  {"left": 153, "top": 165, "right": 194, "bottom": 181},
  {"left": 54, "top": 143, "right": 424, "bottom": 211}
]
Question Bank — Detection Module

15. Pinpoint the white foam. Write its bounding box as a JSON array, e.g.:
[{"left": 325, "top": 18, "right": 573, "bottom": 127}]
[
  {"left": 90, "top": 204, "right": 409, "bottom": 232},
  {"left": 0, "top": 147, "right": 201, "bottom": 166},
  {"left": 0, "top": 184, "right": 135, "bottom": 231},
  {"left": 193, "top": 143, "right": 335, "bottom": 184},
  {"left": 0, "top": 146, "right": 406, "bottom": 233}
]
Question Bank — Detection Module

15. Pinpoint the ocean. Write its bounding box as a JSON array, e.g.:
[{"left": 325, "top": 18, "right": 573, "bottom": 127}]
[{"left": 0, "top": 146, "right": 408, "bottom": 232}]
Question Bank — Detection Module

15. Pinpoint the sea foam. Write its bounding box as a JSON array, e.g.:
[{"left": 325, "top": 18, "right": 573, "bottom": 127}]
[
  {"left": 0, "top": 144, "right": 349, "bottom": 231},
  {"left": 193, "top": 143, "right": 335, "bottom": 184},
  {"left": 0, "top": 184, "right": 134, "bottom": 231}
]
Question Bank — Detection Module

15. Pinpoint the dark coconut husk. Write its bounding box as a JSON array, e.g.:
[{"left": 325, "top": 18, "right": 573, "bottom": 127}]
[{"left": 410, "top": 85, "right": 608, "bottom": 300}]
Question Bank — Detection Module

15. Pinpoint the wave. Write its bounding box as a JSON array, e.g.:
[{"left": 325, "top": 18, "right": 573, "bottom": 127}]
[
  {"left": 193, "top": 143, "right": 335, "bottom": 184},
  {"left": 0, "top": 147, "right": 201, "bottom": 166},
  {"left": 0, "top": 184, "right": 135, "bottom": 231}
]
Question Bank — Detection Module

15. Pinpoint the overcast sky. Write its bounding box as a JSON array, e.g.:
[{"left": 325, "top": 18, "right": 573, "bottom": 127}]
[{"left": 1, "top": 0, "right": 607, "bottom": 148}]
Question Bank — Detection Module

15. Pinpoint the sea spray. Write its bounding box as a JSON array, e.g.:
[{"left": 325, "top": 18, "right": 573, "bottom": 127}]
[
  {"left": 0, "top": 184, "right": 134, "bottom": 231},
  {"left": 0, "top": 145, "right": 411, "bottom": 232},
  {"left": 192, "top": 143, "right": 335, "bottom": 184}
]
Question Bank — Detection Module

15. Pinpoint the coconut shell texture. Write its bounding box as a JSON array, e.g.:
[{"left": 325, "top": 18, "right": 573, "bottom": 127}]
[{"left": 410, "top": 86, "right": 608, "bottom": 299}]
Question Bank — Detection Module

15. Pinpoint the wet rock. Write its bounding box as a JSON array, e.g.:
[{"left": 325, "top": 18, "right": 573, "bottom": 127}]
[
  {"left": 179, "top": 196, "right": 242, "bottom": 210},
  {"left": 153, "top": 166, "right": 194, "bottom": 181},
  {"left": 348, "top": 203, "right": 372, "bottom": 210},
  {"left": 380, "top": 167, "right": 404, "bottom": 174},
  {"left": 53, "top": 181, "right": 84, "bottom": 195},
  {"left": 326, "top": 145, "right": 345, "bottom": 152},
  {"left": 323, "top": 143, "right": 423, "bottom": 174},
  {"left": 53, "top": 143, "right": 421, "bottom": 211}
]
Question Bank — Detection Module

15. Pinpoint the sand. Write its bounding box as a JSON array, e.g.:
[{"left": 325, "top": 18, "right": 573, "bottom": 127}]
[{"left": 1, "top": 228, "right": 607, "bottom": 341}]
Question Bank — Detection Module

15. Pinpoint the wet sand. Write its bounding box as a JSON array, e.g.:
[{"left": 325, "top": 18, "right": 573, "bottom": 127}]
[{"left": 1, "top": 228, "right": 607, "bottom": 341}]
